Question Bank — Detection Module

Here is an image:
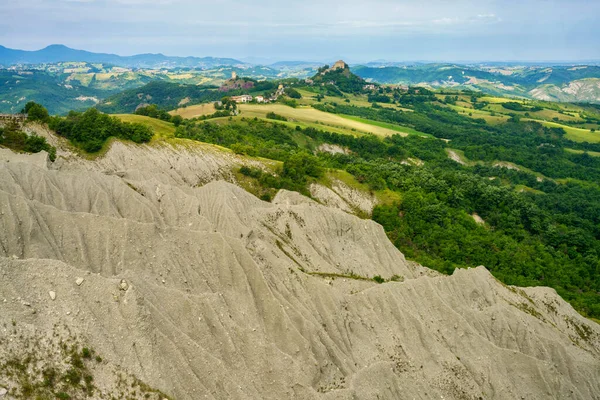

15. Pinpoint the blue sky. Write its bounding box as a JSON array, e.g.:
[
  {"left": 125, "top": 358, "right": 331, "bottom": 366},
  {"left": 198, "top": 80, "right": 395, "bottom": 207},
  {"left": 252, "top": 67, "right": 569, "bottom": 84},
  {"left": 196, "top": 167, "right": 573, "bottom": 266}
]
[{"left": 1, "top": 0, "right": 598, "bottom": 62}]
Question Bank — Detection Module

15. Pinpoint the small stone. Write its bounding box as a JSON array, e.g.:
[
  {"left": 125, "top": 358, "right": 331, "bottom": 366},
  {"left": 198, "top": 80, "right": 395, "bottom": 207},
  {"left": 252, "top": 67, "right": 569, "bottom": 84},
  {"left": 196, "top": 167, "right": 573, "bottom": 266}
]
[
  {"left": 119, "top": 279, "right": 128, "bottom": 291},
  {"left": 22, "top": 301, "right": 31, "bottom": 307},
  {"left": 12, "top": 254, "right": 18, "bottom": 259},
  {"left": 76, "top": 277, "right": 84, "bottom": 286},
  {"left": 49, "top": 291, "right": 56, "bottom": 300},
  {"left": 0, "top": 387, "right": 7, "bottom": 396}
]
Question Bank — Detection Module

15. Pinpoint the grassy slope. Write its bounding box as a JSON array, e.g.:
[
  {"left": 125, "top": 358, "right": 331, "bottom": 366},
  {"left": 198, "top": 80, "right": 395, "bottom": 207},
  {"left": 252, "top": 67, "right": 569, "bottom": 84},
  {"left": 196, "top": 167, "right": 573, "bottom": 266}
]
[
  {"left": 522, "top": 119, "right": 600, "bottom": 143},
  {"left": 238, "top": 103, "right": 402, "bottom": 137},
  {"left": 338, "top": 115, "right": 429, "bottom": 136},
  {"left": 114, "top": 114, "right": 176, "bottom": 139},
  {"left": 565, "top": 148, "right": 600, "bottom": 157},
  {"left": 169, "top": 103, "right": 216, "bottom": 119}
]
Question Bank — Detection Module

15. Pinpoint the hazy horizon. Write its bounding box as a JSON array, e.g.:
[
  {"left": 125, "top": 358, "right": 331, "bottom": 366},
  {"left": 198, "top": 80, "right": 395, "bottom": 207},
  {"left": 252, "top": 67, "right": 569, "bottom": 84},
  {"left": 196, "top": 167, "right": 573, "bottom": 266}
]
[{"left": 1, "top": 0, "right": 599, "bottom": 63}]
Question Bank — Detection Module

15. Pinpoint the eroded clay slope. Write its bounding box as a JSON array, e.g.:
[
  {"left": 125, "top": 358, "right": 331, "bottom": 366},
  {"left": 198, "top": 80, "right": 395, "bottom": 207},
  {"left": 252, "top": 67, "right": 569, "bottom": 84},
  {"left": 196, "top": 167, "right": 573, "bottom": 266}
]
[{"left": 0, "top": 143, "right": 599, "bottom": 400}]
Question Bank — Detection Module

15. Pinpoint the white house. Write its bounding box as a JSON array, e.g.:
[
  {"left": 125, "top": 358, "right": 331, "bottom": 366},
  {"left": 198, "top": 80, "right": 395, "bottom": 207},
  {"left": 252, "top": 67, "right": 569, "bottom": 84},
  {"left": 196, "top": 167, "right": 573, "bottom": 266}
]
[{"left": 231, "top": 95, "right": 253, "bottom": 103}]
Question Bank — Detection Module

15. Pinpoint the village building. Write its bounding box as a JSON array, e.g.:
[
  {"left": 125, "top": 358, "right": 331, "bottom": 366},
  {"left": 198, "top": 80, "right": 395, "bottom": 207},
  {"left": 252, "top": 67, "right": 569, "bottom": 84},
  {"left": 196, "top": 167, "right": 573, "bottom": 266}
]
[
  {"left": 363, "top": 84, "right": 376, "bottom": 90},
  {"left": 231, "top": 95, "right": 252, "bottom": 103},
  {"left": 231, "top": 71, "right": 237, "bottom": 80},
  {"left": 276, "top": 84, "right": 285, "bottom": 96},
  {"left": 255, "top": 95, "right": 265, "bottom": 103}
]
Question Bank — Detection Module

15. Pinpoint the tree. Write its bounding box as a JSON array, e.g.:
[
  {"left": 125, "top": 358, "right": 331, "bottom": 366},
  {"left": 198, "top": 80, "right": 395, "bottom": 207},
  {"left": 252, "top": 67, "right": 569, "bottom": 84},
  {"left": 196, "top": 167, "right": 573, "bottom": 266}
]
[
  {"left": 171, "top": 115, "right": 184, "bottom": 127},
  {"left": 282, "top": 151, "right": 323, "bottom": 182},
  {"left": 285, "top": 88, "right": 302, "bottom": 99},
  {"left": 22, "top": 101, "right": 50, "bottom": 122}
]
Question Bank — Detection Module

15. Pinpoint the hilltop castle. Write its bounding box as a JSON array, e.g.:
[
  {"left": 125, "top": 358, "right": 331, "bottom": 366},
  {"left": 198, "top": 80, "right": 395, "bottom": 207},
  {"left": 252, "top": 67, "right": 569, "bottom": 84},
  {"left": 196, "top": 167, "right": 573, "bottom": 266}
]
[{"left": 331, "top": 60, "right": 348, "bottom": 70}]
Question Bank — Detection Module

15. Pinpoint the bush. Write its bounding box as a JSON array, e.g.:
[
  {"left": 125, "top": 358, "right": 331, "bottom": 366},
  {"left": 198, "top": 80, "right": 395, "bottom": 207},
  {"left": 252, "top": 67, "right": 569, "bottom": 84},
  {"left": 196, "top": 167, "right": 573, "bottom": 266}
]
[
  {"left": 278, "top": 98, "right": 298, "bottom": 108},
  {"left": 368, "top": 94, "right": 392, "bottom": 103},
  {"left": 171, "top": 115, "right": 184, "bottom": 127},
  {"left": 502, "top": 102, "right": 528, "bottom": 112},
  {"left": 285, "top": 88, "right": 302, "bottom": 99},
  {"left": 266, "top": 112, "right": 287, "bottom": 121}
]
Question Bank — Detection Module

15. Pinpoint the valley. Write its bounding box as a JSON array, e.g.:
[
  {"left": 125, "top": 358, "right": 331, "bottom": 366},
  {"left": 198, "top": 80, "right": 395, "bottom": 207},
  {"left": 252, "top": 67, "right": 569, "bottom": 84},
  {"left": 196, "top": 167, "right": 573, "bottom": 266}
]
[{"left": 2, "top": 48, "right": 600, "bottom": 399}]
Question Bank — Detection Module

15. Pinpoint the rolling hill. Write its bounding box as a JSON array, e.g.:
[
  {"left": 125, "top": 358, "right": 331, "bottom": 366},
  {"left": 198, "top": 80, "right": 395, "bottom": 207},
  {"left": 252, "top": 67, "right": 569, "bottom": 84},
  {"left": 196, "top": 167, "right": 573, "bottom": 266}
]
[{"left": 353, "top": 64, "right": 600, "bottom": 103}]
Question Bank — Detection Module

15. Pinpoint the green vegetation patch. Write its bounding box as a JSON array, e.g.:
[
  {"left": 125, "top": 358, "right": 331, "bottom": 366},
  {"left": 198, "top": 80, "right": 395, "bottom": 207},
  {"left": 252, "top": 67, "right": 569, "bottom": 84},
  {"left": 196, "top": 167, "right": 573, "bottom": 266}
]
[
  {"left": 0, "top": 121, "right": 56, "bottom": 161},
  {"left": 49, "top": 108, "right": 153, "bottom": 152}
]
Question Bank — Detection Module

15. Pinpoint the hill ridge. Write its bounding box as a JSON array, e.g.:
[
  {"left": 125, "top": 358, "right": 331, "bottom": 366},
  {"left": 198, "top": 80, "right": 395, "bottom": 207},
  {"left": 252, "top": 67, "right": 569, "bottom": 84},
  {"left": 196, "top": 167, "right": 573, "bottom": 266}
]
[{"left": 0, "top": 44, "right": 244, "bottom": 68}]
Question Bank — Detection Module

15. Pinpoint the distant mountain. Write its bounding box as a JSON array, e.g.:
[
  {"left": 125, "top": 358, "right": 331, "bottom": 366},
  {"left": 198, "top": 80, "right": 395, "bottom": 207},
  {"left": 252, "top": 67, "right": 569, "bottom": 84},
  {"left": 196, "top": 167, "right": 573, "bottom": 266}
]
[
  {"left": 0, "top": 44, "right": 245, "bottom": 69},
  {"left": 269, "top": 61, "right": 323, "bottom": 69},
  {"left": 353, "top": 64, "right": 600, "bottom": 103}
]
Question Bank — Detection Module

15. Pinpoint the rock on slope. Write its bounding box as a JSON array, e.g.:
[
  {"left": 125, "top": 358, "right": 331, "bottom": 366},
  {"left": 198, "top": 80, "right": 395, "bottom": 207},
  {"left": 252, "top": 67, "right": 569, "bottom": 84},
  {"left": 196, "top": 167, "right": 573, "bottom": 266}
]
[{"left": 0, "top": 140, "right": 599, "bottom": 400}]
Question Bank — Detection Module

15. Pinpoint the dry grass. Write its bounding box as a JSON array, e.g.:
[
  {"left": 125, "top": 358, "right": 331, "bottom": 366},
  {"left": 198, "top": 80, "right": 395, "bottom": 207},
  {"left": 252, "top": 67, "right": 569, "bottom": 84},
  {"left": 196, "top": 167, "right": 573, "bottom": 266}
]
[
  {"left": 238, "top": 103, "right": 401, "bottom": 137},
  {"left": 169, "top": 103, "right": 217, "bottom": 119}
]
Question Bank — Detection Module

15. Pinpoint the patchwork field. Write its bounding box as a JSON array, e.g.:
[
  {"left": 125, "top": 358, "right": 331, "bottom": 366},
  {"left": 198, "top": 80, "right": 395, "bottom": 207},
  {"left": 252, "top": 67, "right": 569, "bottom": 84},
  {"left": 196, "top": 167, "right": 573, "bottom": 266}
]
[
  {"left": 237, "top": 103, "right": 403, "bottom": 137},
  {"left": 446, "top": 104, "right": 509, "bottom": 124},
  {"left": 338, "top": 115, "right": 429, "bottom": 136}
]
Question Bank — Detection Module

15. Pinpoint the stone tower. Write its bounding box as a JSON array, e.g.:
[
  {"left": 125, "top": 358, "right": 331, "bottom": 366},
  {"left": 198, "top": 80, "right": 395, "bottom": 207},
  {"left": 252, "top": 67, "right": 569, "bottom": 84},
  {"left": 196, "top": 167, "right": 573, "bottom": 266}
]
[{"left": 332, "top": 60, "right": 347, "bottom": 70}]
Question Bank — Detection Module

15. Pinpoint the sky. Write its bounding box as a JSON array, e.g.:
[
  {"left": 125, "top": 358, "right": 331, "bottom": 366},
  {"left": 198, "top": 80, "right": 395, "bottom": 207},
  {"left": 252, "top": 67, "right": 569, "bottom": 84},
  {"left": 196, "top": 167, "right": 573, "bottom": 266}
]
[{"left": 1, "top": 0, "right": 599, "bottom": 63}]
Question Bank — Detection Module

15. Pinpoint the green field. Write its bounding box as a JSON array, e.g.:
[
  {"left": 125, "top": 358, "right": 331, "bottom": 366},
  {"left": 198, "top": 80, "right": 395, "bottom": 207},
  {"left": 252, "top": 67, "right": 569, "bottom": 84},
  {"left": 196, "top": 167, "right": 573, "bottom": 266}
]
[
  {"left": 522, "top": 119, "right": 600, "bottom": 143},
  {"left": 446, "top": 104, "right": 509, "bottom": 124},
  {"left": 565, "top": 148, "right": 600, "bottom": 157},
  {"left": 338, "top": 114, "right": 429, "bottom": 136}
]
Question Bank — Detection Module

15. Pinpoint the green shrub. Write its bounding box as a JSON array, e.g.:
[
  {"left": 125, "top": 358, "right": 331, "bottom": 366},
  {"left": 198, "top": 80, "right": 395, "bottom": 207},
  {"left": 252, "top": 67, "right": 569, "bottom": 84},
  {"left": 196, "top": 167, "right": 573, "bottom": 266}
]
[{"left": 266, "top": 112, "right": 287, "bottom": 121}]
